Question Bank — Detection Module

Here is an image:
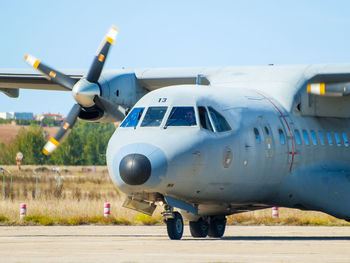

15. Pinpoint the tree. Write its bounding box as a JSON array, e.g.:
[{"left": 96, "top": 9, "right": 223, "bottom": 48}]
[
  {"left": 0, "top": 126, "right": 47, "bottom": 164},
  {"left": 0, "top": 121, "right": 116, "bottom": 165},
  {"left": 50, "top": 121, "right": 115, "bottom": 165}
]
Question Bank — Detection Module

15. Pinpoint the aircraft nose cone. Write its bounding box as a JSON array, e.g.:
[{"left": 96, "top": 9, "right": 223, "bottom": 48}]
[{"left": 119, "top": 153, "right": 152, "bottom": 185}]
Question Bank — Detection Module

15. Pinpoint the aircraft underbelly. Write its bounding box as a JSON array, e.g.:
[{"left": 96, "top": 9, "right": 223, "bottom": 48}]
[{"left": 275, "top": 164, "right": 350, "bottom": 220}]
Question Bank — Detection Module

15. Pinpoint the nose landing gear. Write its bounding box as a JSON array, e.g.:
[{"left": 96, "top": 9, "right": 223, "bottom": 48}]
[{"left": 163, "top": 205, "right": 184, "bottom": 240}]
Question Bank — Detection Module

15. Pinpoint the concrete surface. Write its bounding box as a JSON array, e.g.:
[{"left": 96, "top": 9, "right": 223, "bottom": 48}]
[{"left": 1, "top": 225, "right": 350, "bottom": 262}]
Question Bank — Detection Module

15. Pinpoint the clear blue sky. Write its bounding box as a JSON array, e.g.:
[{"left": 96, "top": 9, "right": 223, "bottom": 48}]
[{"left": 1, "top": 0, "right": 350, "bottom": 116}]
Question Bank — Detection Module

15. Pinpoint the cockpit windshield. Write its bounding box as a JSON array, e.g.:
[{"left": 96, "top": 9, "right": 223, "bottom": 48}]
[
  {"left": 208, "top": 106, "right": 231, "bottom": 132},
  {"left": 141, "top": 107, "right": 168, "bottom": 127},
  {"left": 165, "top": 107, "right": 197, "bottom": 127},
  {"left": 120, "top": 107, "right": 144, "bottom": 128}
]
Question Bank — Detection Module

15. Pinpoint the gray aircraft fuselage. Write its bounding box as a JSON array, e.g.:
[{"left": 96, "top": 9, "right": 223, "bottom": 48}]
[
  {"left": 107, "top": 83, "right": 350, "bottom": 221},
  {"left": 8, "top": 26, "right": 350, "bottom": 239}
]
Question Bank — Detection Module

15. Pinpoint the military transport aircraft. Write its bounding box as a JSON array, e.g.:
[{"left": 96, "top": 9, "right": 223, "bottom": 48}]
[{"left": 1, "top": 26, "right": 350, "bottom": 239}]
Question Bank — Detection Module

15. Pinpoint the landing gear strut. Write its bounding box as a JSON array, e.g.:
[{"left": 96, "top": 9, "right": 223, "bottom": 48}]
[{"left": 163, "top": 206, "right": 184, "bottom": 240}]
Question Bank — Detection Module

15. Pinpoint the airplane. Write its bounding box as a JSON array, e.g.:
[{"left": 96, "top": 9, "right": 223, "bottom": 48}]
[{"left": 1, "top": 25, "right": 350, "bottom": 239}]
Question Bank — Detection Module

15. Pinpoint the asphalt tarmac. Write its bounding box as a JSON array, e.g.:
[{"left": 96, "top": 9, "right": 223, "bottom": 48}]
[{"left": 1, "top": 225, "right": 350, "bottom": 262}]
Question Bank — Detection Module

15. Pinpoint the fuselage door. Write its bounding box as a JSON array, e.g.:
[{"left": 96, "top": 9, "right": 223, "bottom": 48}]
[
  {"left": 258, "top": 116, "right": 274, "bottom": 159},
  {"left": 279, "top": 115, "right": 299, "bottom": 171}
]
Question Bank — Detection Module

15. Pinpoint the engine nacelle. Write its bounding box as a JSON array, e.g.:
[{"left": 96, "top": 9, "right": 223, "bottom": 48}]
[
  {"left": 78, "top": 71, "right": 148, "bottom": 123},
  {"left": 96, "top": 71, "right": 148, "bottom": 122}
]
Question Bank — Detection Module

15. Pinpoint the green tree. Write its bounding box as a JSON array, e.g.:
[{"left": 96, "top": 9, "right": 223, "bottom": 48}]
[
  {"left": 0, "top": 121, "right": 116, "bottom": 165},
  {"left": 0, "top": 126, "right": 46, "bottom": 164},
  {"left": 50, "top": 121, "right": 115, "bottom": 165},
  {"left": 51, "top": 129, "right": 83, "bottom": 165}
]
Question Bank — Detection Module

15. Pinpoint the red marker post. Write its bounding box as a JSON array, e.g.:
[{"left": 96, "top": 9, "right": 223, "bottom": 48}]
[
  {"left": 20, "top": 203, "right": 26, "bottom": 219},
  {"left": 272, "top": 207, "right": 279, "bottom": 218},
  {"left": 104, "top": 202, "right": 110, "bottom": 217}
]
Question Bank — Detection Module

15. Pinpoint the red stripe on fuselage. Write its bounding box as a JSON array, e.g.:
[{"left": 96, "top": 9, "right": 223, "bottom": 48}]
[{"left": 255, "top": 92, "right": 295, "bottom": 173}]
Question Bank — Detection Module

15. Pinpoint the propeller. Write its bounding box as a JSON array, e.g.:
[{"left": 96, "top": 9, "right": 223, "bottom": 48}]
[{"left": 25, "top": 25, "right": 119, "bottom": 155}]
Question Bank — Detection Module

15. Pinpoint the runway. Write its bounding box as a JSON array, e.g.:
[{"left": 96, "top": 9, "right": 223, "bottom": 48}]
[{"left": 1, "top": 225, "right": 350, "bottom": 262}]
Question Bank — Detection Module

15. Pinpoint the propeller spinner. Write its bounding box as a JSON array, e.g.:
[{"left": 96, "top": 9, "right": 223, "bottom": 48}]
[{"left": 25, "top": 26, "right": 119, "bottom": 155}]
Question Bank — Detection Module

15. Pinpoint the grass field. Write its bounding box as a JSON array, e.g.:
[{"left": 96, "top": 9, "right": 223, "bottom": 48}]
[
  {"left": 0, "top": 165, "right": 349, "bottom": 226},
  {"left": 0, "top": 124, "right": 59, "bottom": 146}
]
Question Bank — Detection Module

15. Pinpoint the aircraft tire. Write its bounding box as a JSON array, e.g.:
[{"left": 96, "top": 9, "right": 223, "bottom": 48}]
[
  {"left": 208, "top": 216, "right": 226, "bottom": 238},
  {"left": 166, "top": 211, "right": 184, "bottom": 240},
  {"left": 189, "top": 218, "right": 209, "bottom": 238}
]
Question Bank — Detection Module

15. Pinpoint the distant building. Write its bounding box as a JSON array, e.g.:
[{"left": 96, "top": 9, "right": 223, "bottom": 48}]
[
  {"left": 0, "top": 112, "right": 12, "bottom": 119},
  {"left": 37, "top": 113, "right": 65, "bottom": 122},
  {"left": 0, "top": 112, "right": 34, "bottom": 120}
]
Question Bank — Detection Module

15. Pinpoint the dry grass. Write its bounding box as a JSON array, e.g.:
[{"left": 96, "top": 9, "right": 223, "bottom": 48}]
[
  {"left": 0, "top": 124, "right": 59, "bottom": 146},
  {"left": 0, "top": 166, "right": 162, "bottom": 225},
  {"left": 0, "top": 165, "right": 349, "bottom": 226},
  {"left": 227, "top": 208, "right": 350, "bottom": 226}
]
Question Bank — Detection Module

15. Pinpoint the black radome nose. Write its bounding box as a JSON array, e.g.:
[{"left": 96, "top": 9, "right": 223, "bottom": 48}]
[{"left": 119, "top": 154, "right": 152, "bottom": 185}]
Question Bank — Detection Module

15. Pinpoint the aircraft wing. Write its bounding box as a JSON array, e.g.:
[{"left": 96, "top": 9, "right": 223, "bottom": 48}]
[
  {"left": 302, "top": 70, "right": 350, "bottom": 118},
  {"left": 0, "top": 69, "right": 84, "bottom": 98},
  {"left": 307, "top": 73, "right": 350, "bottom": 96},
  {"left": 0, "top": 68, "right": 210, "bottom": 98},
  {"left": 134, "top": 68, "right": 210, "bottom": 91}
]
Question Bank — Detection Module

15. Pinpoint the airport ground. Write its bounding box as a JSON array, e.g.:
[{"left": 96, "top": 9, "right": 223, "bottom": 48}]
[{"left": 1, "top": 225, "right": 350, "bottom": 262}]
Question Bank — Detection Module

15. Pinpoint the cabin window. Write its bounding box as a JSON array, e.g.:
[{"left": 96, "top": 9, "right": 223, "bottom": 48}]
[
  {"left": 278, "top": 129, "right": 285, "bottom": 144},
  {"left": 120, "top": 107, "right": 144, "bottom": 127},
  {"left": 165, "top": 107, "right": 197, "bottom": 127},
  {"left": 254, "top": 128, "right": 261, "bottom": 143},
  {"left": 334, "top": 132, "right": 342, "bottom": 147},
  {"left": 310, "top": 130, "right": 317, "bottom": 145},
  {"left": 294, "top": 130, "right": 302, "bottom": 145},
  {"left": 318, "top": 131, "right": 325, "bottom": 145},
  {"left": 141, "top": 106, "right": 167, "bottom": 127},
  {"left": 342, "top": 132, "right": 349, "bottom": 147},
  {"left": 326, "top": 132, "right": 334, "bottom": 146},
  {"left": 264, "top": 126, "right": 270, "bottom": 135},
  {"left": 208, "top": 107, "right": 231, "bottom": 132},
  {"left": 198, "top": 107, "right": 213, "bottom": 131},
  {"left": 302, "top": 130, "right": 310, "bottom": 145}
]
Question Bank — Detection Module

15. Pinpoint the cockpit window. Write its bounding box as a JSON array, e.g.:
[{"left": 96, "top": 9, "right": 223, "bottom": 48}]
[
  {"left": 120, "top": 107, "right": 144, "bottom": 127},
  {"left": 208, "top": 107, "right": 231, "bottom": 132},
  {"left": 198, "top": 106, "right": 213, "bottom": 131},
  {"left": 141, "top": 107, "right": 168, "bottom": 127},
  {"left": 165, "top": 107, "right": 197, "bottom": 127}
]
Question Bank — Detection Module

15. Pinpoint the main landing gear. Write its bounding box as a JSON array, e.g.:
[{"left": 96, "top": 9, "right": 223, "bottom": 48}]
[
  {"left": 190, "top": 216, "right": 226, "bottom": 238},
  {"left": 163, "top": 206, "right": 227, "bottom": 240}
]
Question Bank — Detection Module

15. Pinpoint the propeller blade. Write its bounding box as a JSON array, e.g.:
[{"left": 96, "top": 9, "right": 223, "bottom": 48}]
[
  {"left": 42, "top": 104, "right": 81, "bottom": 155},
  {"left": 93, "top": 95, "right": 106, "bottom": 111},
  {"left": 24, "top": 54, "right": 77, "bottom": 90},
  {"left": 86, "top": 25, "right": 118, "bottom": 83},
  {"left": 93, "top": 95, "right": 127, "bottom": 120}
]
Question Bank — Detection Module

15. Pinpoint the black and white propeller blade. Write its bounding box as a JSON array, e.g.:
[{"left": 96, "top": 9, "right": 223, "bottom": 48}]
[
  {"left": 24, "top": 55, "right": 76, "bottom": 90},
  {"left": 42, "top": 104, "right": 81, "bottom": 155},
  {"left": 86, "top": 25, "right": 118, "bottom": 83}
]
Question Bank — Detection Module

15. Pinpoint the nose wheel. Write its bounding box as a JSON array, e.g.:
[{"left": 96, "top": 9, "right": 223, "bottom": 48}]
[{"left": 165, "top": 211, "right": 184, "bottom": 240}]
